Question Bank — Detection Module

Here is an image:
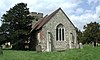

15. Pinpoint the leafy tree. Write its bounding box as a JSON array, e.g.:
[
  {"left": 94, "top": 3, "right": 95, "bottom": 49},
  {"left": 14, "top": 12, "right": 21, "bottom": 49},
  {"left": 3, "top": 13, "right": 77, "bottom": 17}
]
[
  {"left": 0, "top": 3, "right": 32, "bottom": 50},
  {"left": 0, "top": 23, "right": 10, "bottom": 45},
  {"left": 76, "top": 28, "right": 83, "bottom": 43},
  {"left": 96, "top": 24, "right": 100, "bottom": 43},
  {"left": 83, "top": 22, "right": 100, "bottom": 46}
]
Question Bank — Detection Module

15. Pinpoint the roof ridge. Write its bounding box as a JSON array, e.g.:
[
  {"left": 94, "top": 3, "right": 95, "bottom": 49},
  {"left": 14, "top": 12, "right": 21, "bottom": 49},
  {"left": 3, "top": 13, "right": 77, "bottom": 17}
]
[
  {"left": 30, "top": 15, "right": 48, "bottom": 32},
  {"left": 30, "top": 8, "right": 73, "bottom": 33},
  {"left": 35, "top": 8, "right": 61, "bottom": 30}
]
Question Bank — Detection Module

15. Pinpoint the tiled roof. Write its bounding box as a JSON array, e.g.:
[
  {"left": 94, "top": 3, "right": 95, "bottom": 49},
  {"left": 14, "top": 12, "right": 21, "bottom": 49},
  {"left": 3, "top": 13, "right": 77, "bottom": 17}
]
[
  {"left": 30, "top": 8, "right": 76, "bottom": 33},
  {"left": 30, "top": 15, "right": 48, "bottom": 31},
  {"left": 30, "top": 8, "right": 61, "bottom": 32}
]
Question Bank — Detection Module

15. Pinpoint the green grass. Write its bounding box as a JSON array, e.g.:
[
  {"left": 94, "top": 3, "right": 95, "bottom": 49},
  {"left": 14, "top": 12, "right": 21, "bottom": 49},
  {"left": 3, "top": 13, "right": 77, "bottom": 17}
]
[{"left": 0, "top": 45, "right": 100, "bottom": 60}]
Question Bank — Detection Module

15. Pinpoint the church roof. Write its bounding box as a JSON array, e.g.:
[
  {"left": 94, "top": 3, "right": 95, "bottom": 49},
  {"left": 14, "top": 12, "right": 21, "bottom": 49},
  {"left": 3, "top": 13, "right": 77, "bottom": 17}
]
[{"left": 30, "top": 8, "right": 76, "bottom": 33}]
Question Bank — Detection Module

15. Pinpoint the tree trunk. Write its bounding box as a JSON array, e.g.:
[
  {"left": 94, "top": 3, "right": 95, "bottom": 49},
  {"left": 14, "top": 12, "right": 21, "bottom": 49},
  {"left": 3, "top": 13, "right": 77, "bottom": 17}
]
[{"left": 94, "top": 41, "right": 96, "bottom": 47}]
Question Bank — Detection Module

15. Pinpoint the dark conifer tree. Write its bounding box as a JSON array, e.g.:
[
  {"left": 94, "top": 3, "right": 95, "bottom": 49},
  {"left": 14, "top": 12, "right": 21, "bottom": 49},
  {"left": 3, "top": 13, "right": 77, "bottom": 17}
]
[{"left": 0, "top": 3, "right": 32, "bottom": 50}]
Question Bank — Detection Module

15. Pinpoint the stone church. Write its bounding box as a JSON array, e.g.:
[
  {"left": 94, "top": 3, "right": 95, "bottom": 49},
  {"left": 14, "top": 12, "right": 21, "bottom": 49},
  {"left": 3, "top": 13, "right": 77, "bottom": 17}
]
[{"left": 29, "top": 8, "right": 78, "bottom": 52}]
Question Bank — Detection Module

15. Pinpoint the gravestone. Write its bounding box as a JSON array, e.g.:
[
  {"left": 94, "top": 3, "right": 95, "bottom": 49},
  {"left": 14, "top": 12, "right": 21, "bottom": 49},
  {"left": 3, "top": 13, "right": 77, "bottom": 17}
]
[
  {"left": 79, "top": 43, "right": 83, "bottom": 49},
  {"left": 0, "top": 46, "right": 3, "bottom": 55},
  {"left": 36, "top": 45, "right": 42, "bottom": 52},
  {"left": 92, "top": 42, "right": 94, "bottom": 47}
]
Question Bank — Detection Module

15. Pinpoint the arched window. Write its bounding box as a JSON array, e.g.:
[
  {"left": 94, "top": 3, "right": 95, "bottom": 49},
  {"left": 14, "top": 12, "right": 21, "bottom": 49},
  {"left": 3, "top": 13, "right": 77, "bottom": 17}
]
[{"left": 56, "top": 24, "right": 65, "bottom": 41}]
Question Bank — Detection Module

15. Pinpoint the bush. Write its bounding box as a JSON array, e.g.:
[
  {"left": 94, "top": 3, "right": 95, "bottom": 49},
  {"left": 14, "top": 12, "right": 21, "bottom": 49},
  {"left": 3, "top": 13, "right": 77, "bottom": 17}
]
[
  {"left": 12, "top": 41, "right": 25, "bottom": 50},
  {"left": 0, "top": 46, "right": 3, "bottom": 55}
]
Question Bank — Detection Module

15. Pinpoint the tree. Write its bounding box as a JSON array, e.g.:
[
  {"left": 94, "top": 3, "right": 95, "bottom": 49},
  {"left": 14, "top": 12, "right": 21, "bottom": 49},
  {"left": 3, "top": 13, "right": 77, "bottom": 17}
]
[
  {"left": 83, "top": 22, "right": 100, "bottom": 46},
  {"left": 96, "top": 24, "right": 100, "bottom": 44},
  {"left": 0, "top": 3, "right": 32, "bottom": 50},
  {"left": 76, "top": 28, "right": 83, "bottom": 43}
]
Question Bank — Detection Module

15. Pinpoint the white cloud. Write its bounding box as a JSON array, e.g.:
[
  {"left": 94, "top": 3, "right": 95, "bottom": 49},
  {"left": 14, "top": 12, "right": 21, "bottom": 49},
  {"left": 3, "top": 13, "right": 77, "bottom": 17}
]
[
  {"left": 70, "top": 9, "right": 100, "bottom": 31},
  {"left": 96, "top": 5, "right": 100, "bottom": 15},
  {"left": 0, "top": 0, "right": 99, "bottom": 31},
  {"left": 0, "top": 0, "right": 82, "bottom": 15},
  {"left": 75, "top": 8, "right": 84, "bottom": 14},
  {"left": 87, "top": 0, "right": 99, "bottom": 4},
  {"left": 95, "top": 5, "right": 100, "bottom": 23}
]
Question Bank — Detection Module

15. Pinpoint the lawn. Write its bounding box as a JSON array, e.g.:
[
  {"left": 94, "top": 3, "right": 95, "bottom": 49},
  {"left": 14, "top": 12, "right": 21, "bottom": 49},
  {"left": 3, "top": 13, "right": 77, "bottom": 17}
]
[{"left": 0, "top": 45, "right": 100, "bottom": 60}]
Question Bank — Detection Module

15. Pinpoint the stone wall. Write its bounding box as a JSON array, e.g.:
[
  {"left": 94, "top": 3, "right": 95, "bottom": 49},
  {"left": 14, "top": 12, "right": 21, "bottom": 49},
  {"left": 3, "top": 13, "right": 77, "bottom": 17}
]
[{"left": 41, "top": 9, "right": 77, "bottom": 51}]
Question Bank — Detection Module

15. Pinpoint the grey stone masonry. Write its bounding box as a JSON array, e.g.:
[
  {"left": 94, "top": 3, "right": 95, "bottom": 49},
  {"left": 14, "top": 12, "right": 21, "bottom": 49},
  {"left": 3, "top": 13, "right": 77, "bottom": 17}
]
[
  {"left": 37, "top": 8, "right": 77, "bottom": 51},
  {"left": 31, "top": 8, "right": 78, "bottom": 52}
]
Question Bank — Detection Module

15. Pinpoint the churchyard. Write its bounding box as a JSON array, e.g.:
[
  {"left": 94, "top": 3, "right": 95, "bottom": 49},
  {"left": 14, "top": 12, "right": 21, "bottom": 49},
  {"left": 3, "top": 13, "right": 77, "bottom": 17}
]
[{"left": 0, "top": 45, "right": 100, "bottom": 60}]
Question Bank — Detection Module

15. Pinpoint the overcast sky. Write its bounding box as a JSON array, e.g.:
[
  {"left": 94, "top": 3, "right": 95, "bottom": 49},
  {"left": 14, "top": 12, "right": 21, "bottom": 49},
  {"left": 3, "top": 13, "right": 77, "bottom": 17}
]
[{"left": 0, "top": 0, "right": 100, "bottom": 31}]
